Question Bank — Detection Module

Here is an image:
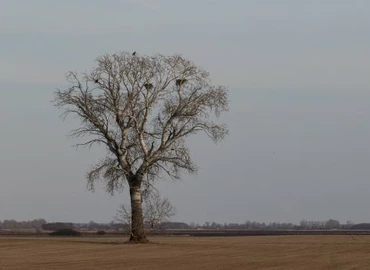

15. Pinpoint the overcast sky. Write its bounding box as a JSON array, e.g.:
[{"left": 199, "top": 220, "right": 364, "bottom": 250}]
[{"left": 1, "top": 0, "right": 370, "bottom": 225}]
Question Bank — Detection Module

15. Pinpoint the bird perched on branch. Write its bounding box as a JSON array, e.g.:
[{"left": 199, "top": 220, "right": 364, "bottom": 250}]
[{"left": 132, "top": 51, "right": 137, "bottom": 56}]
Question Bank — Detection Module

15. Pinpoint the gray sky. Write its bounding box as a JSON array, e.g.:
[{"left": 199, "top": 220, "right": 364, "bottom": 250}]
[{"left": 1, "top": 0, "right": 370, "bottom": 225}]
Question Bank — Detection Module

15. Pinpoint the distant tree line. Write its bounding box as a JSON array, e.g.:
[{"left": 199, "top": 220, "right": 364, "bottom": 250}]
[
  {"left": 1, "top": 218, "right": 365, "bottom": 231},
  {"left": 72, "top": 219, "right": 352, "bottom": 231},
  {"left": 40, "top": 221, "right": 187, "bottom": 231},
  {"left": 42, "top": 222, "right": 74, "bottom": 231},
  {"left": 298, "top": 219, "right": 343, "bottom": 230},
  {"left": 76, "top": 221, "right": 122, "bottom": 231},
  {"left": 0, "top": 219, "right": 46, "bottom": 230},
  {"left": 188, "top": 219, "right": 353, "bottom": 230}
]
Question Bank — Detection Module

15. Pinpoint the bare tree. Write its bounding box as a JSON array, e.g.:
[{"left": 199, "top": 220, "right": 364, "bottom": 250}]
[
  {"left": 114, "top": 203, "right": 132, "bottom": 234},
  {"left": 53, "top": 51, "right": 229, "bottom": 243},
  {"left": 114, "top": 192, "right": 176, "bottom": 235},
  {"left": 144, "top": 192, "right": 176, "bottom": 229}
]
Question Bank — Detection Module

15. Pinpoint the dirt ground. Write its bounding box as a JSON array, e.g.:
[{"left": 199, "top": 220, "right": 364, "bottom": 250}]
[{"left": 1, "top": 235, "right": 370, "bottom": 269}]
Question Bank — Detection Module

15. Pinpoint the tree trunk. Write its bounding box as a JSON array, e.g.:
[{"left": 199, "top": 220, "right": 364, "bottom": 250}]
[{"left": 128, "top": 181, "right": 148, "bottom": 243}]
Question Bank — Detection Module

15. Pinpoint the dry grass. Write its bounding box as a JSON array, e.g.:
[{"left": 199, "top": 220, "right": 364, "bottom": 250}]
[{"left": 1, "top": 235, "right": 370, "bottom": 269}]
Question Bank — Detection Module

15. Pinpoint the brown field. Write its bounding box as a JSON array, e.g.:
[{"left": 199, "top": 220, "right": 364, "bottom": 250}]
[{"left": 1, "top": 235, "right": 370, "bottom": 269}]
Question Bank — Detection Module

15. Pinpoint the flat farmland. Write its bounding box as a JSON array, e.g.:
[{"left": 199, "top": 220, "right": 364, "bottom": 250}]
[{"left": 2, "top": 235, "right": 370, "bottom": 269}]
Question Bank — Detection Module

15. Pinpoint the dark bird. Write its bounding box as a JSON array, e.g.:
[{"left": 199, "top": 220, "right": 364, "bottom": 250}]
[
  {"left": 94, "top": 79, "right": 99, "bottom": 83},
  {"left": 132, "top": 51, "right": 136, "bottom": 56}
]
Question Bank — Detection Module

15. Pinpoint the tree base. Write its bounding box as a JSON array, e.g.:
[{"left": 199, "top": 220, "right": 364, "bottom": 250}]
[{"left": 124, "top": 235, "right": 150, "bottom": 244}]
